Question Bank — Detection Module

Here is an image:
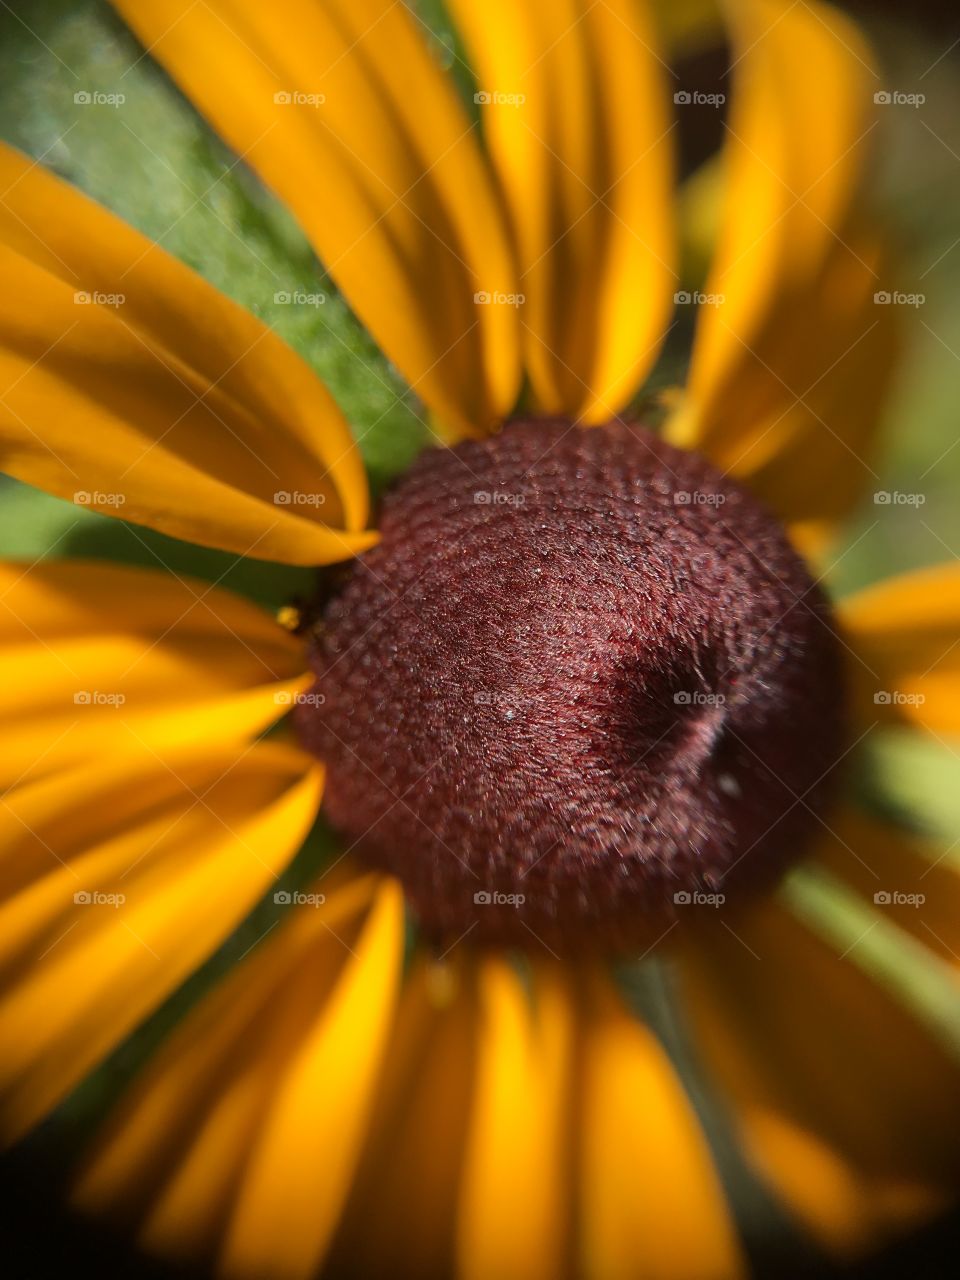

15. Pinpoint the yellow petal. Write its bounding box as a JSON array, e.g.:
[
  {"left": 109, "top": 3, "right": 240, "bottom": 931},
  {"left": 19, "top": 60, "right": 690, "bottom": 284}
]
[
  {"left": 326, "top": 959, "right": 480, "bottom": 1280},
  {"left": 0, "top": 143, "right": 373, "bottom": 563},
  {"left": 671, "top": 0, "right": 888, "bottom": 525},
  {"left": 676, "top": 896, "right": 960, "bottom": 1257},
  {"left": 108, "top": 0, "right": 520, "bottom": 436},
  {"left": 814, "top": 808, "right": 960, "bottom": 970},
  {"left": 448, "top": 0, "right": 675, "bottom": 421},
  {"left": 0, "top": 559, "right": 309, "bottom": 790},
  {"left": 73, "top": 872, "right": 403, "bottom": 1280},
  {"left": 0, "top": 741, "right": 322, "bottom": 1143},
  {"left": 840, "top": 564, "right": 960, "bottom": 735},
  {"left": 579, "top": 972, "right": 745, "bottom": 1280},
  {"left": 457, "top": 959, "right": 575, "bottom": 1280}
]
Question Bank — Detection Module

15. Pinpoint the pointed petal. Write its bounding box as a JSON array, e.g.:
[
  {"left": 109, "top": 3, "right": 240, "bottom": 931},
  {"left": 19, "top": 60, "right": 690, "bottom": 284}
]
[
  {"left": 841, "top": 564, "right": 960, "bottom": 735},
  {"left": 73, "top": 872, "right": 403, "bottom": 1280},
  {"left": 0, "top": 559, "right": 309, "bottom": 790},
  {"left": 677, "top": 895, "right": 960, "bottom": 1256},
  {"left": 108, "top": 0, "right": 520, "bottom": 435},
  {"left": 0, "top": 741, "right": 321, "bottom": 1143},
  {"left": 671, "top": 1, "right": 888, "bottom": 526},
  {"left": 456, "top": 959, "right": 576, "bottom": 1280},
  {"left": 578, "top": 972, "right": 745, "bottom": 1280},
  {"left": 813, "top": 808, "right": 960, "bottom": 968},
  {"left": 448, "top": 0, "right": 675, "bottom": 421},
  {"left": 0, "top": 143, "right": 373, "bottom": 563},
  {"left": 325, "top": 959, "right": 480, "bottom": 1280}
]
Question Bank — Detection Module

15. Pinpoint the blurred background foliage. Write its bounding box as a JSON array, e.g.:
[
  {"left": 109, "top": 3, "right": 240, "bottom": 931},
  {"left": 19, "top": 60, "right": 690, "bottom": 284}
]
[{"left": 0, "top": 0, "right": 959, "bottom": 1274}]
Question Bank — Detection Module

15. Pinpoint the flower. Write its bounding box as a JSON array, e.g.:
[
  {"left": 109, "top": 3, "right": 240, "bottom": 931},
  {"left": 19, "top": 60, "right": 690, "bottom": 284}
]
[{"left": 0, "top": 0, "right": 958, "bottom": 1277}]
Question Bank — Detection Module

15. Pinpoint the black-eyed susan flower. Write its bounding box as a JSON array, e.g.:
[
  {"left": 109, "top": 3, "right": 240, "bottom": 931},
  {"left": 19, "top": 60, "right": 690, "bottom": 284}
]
[{"left": 1, "top": 1, "right": 959, "bottom": 1277}]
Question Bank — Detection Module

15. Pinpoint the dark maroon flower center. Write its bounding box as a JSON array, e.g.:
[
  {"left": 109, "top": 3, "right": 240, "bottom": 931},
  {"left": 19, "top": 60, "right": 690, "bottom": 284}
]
[{"left": 296, "top": 420, "right": 847, "bottom": 956}]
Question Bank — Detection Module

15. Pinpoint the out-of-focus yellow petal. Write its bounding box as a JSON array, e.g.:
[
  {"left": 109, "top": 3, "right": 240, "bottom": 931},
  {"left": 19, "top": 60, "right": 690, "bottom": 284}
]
[
  {"left": 73, "top": 872, "right": 403, "bottom": 1280},
  {"left": 326, "top": 960, "right": 479, "bottom": 1280},
  {"left": 671, "top": 1, "right": 889, "bottom": 526},
  {"left": 0, "top": 559, "right": 309, "bottom": 790},
  {"left": 814, "top": 808, "right": 960, "bottom": 967},
  {"left": 0, "top": 143, "right": 374, "bottom": 563},
  {"left": 841, "top": 564, "right": 960, "bottom": 736},
  {"left": 0, "top": 742, "right": 321, "bottom": 1144},
  {"left": 579, "top": 972, "right": 745, "bottom": 1280},
  {"left": 676, "top": 897, "right": 960, "bottom": 1258},
  {"left": 457, "top": 959, "right": 575, "bottom": 1280},
  {"left": 108, "top": 0, "right": 520, "bottom": 437},
  {"left": 448, "top": 0, "right": 675, "bottom": 422}
]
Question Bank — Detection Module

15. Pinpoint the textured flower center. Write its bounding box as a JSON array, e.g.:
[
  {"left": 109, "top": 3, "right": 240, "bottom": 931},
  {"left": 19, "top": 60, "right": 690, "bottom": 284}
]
[{"left": 296, "top": 420, "right": 846, "bottom": 956}]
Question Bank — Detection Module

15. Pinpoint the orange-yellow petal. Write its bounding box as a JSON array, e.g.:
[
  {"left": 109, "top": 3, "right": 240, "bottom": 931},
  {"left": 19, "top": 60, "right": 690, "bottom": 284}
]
[
  {"left": 841, "top": 563, "right": 960, "bottom": 735},
  {"left": 448, "top": 0, "right": 676, "bottom": 422},
  {"left": 108, "top": 0, "right": 520, "bottom": 436},
  {"left": 73, "top": 871, "right": 403, "bottom": 1280},
  {"left": 578, "top": 972, "right": 745, "bottom": 1280},
  {"left": 0, "top": 559, "right": 310, "bottom": 790},
  {"left": 0, "top": 143, "right": 373, "bottom": 564},
  {"left": 676, "top": 895, "right": 960, "bottom": 1258},
  {"left": 325, "top": 958, "right": 480, "bottom": 1280},
  {"left": 670, "top": 0, "right": 889, "bottom": 526},
  {"left": 456, "top": 959, "right": 575, "bottom": 1280},
  {"left": 812, "top": 807, "right": 960, "bottom": 973},
  {"left": 0, "top": 741, "right": 322, "bottom": 1143}
]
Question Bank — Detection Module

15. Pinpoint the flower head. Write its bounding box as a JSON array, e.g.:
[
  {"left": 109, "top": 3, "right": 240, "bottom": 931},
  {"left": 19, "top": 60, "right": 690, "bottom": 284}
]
[{"left": 0, "top": 1, "right": 958, "bottom": 1277}]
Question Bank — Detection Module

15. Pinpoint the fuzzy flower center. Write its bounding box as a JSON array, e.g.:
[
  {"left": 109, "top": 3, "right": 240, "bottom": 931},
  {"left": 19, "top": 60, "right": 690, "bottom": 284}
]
[{"left": 296, "top": 420, "right": 847, "bottom": 956}]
